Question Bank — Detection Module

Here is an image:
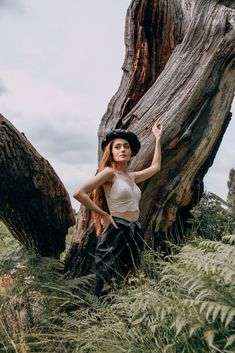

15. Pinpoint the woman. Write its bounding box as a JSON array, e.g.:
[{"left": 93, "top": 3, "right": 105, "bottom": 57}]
[{"left": 73, "top": 121, "right": 162, "bottom": 296}]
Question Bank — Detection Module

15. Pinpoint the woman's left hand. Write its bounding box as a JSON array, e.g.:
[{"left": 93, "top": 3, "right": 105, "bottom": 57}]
[{"left": 152, "top": 119, "right": 163, "bottom": 139}]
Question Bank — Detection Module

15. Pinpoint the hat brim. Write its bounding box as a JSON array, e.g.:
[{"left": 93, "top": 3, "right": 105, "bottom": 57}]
[{"left": 101, "top": 129, "right": 141, "bottom": 156}]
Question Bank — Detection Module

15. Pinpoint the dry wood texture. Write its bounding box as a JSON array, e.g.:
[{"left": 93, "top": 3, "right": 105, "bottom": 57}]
[
  {"left": 65, "top": 0, "right": 235, "bottom": 277},
  {"left": 1, "top": 0, "right": 235, "bottom": 277},
  {"left": 227, "top": 168, "right": 235, "bottom": 214},
  {"left": 0, "top": 115, "right": 75, "bottom": 257}
]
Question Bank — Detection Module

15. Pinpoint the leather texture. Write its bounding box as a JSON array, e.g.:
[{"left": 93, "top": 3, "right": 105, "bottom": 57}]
[{"left": 93, "top": 216, "right": 144, "bottom": 297}]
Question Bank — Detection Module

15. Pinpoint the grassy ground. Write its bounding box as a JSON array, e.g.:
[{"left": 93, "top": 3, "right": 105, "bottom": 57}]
[{"left": 0, "top": 193, "right": 234, "bottom": 353}]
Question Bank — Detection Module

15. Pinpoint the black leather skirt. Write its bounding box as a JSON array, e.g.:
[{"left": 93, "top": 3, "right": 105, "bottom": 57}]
[{"left": 93, "top": 216, "right": 144, "bottom": 296}]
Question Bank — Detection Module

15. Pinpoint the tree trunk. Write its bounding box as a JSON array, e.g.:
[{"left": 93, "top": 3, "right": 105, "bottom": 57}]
[
  {"left": 65, "top": 0, "right": 235, "bottom": 278},
  {"left": 227, "top": 168, "right": 235, "bottom": 215},
  {"left": 0, "top": 115, "right": 75, "bottom": 257}
]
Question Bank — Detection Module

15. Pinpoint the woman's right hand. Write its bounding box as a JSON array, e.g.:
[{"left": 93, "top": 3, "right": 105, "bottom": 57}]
[{"left": 102, "top": 213, "right": 118, "bottom": 230}]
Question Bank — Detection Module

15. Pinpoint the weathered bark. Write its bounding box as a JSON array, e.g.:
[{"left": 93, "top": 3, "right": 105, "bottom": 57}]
[
  {"left": 227, "top": 168, "right": 235, "bottom": 214},
  {"left": 0, "top": 115, "right": 75, "bottom": 257},
  {"left": 65, "top": 0, "right": 235, "bottom": 277}
]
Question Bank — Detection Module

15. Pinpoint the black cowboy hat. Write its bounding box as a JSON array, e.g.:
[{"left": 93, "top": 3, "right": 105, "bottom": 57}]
[{"left": 101, "top": 129, "right": 141, "bottom": 156}]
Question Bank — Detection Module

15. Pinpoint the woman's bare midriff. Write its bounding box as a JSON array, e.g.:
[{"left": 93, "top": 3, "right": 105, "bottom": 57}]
[{"left": 111, "top": 210, "right": 140, "bottom": 222}]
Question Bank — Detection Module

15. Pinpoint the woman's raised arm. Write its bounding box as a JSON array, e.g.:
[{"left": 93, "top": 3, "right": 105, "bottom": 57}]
[{"left": 130, "top": 120, "right": 163, "bottom": 184}]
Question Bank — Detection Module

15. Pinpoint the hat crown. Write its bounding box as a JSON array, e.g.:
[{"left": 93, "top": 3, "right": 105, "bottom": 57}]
[{"left": 101, "top": 129, "right": 141, "bottom": 156}]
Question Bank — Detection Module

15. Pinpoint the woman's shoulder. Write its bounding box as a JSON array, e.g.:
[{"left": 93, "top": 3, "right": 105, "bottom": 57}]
[
  {"left": 102, "top": 166, "right": 115, "bottom": 175},
  {"left": 98, "top": 167, "right": 116, "bottom": 190},
  {"left": 128, "top": 172, "right": 136, "bottom": 182},
  {"left": 98, "top": 167, "right": 115, "bottom": 181}
]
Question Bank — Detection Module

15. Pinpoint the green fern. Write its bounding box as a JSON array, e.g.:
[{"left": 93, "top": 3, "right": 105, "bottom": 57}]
[{"left": 0, "top": 223, "right": 234, "bottom": 352}]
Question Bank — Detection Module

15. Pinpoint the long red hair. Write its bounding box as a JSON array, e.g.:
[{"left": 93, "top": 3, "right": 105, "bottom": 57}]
[{"left": 90, "top": 139, "right": 131, "bottom": 236}]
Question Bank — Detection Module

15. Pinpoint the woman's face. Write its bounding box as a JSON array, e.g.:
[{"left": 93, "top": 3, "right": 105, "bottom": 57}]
[{"left": 111, "top": 138, "right": 132, "bottom": 163}]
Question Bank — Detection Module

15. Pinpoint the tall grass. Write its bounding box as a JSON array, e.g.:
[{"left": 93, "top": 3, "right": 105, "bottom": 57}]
[
  {"left": 187, "top": 192, "right": 235, "bottom": 241},
  {"left": 0, "top": 193, "right": 234, "bottom": 353}
]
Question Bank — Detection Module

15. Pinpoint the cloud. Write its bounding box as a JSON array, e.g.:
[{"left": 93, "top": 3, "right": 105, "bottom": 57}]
[
  {"left": 0, "top": 80, "right": 7, "bottom": 95},
  {"left": 0, "top": 0, "right": 23, "bottom": 12},
  {"left": 27, "top": 113, "right": 98, "bottom": 159},
  {"left": 0, "top": 0, "right": 234, "bottom": 211},
  {"left": 204, "top": 112, "right": 235, "bottom": 201}
]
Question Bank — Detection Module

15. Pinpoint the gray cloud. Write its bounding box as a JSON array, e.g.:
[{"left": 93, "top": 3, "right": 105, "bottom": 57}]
[
  {"left": 0, "top": 0, "right": 234, "bottom": 208},
  {"left": 0, "top": 80, "right": 7, "bottom": 95},
  {"left": 0, "top": 0, "right": 23, "bottom": 10},
  {"left": 28, "top": 116, "right": 98, "bottom": 165}
]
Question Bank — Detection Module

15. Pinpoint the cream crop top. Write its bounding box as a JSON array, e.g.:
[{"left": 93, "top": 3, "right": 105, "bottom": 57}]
[{"left": 105, "top": 171, "right": 141, "bottom": 213}]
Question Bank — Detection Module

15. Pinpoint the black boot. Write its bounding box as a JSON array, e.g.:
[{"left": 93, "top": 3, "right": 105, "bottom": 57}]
[{"left": 93, "top": 275, "right": 104, "bottom": 297}]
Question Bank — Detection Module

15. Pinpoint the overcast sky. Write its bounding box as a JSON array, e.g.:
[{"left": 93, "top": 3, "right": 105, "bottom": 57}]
[{"left": 0, "top": 0, "right": 234, "bottom": 210}]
